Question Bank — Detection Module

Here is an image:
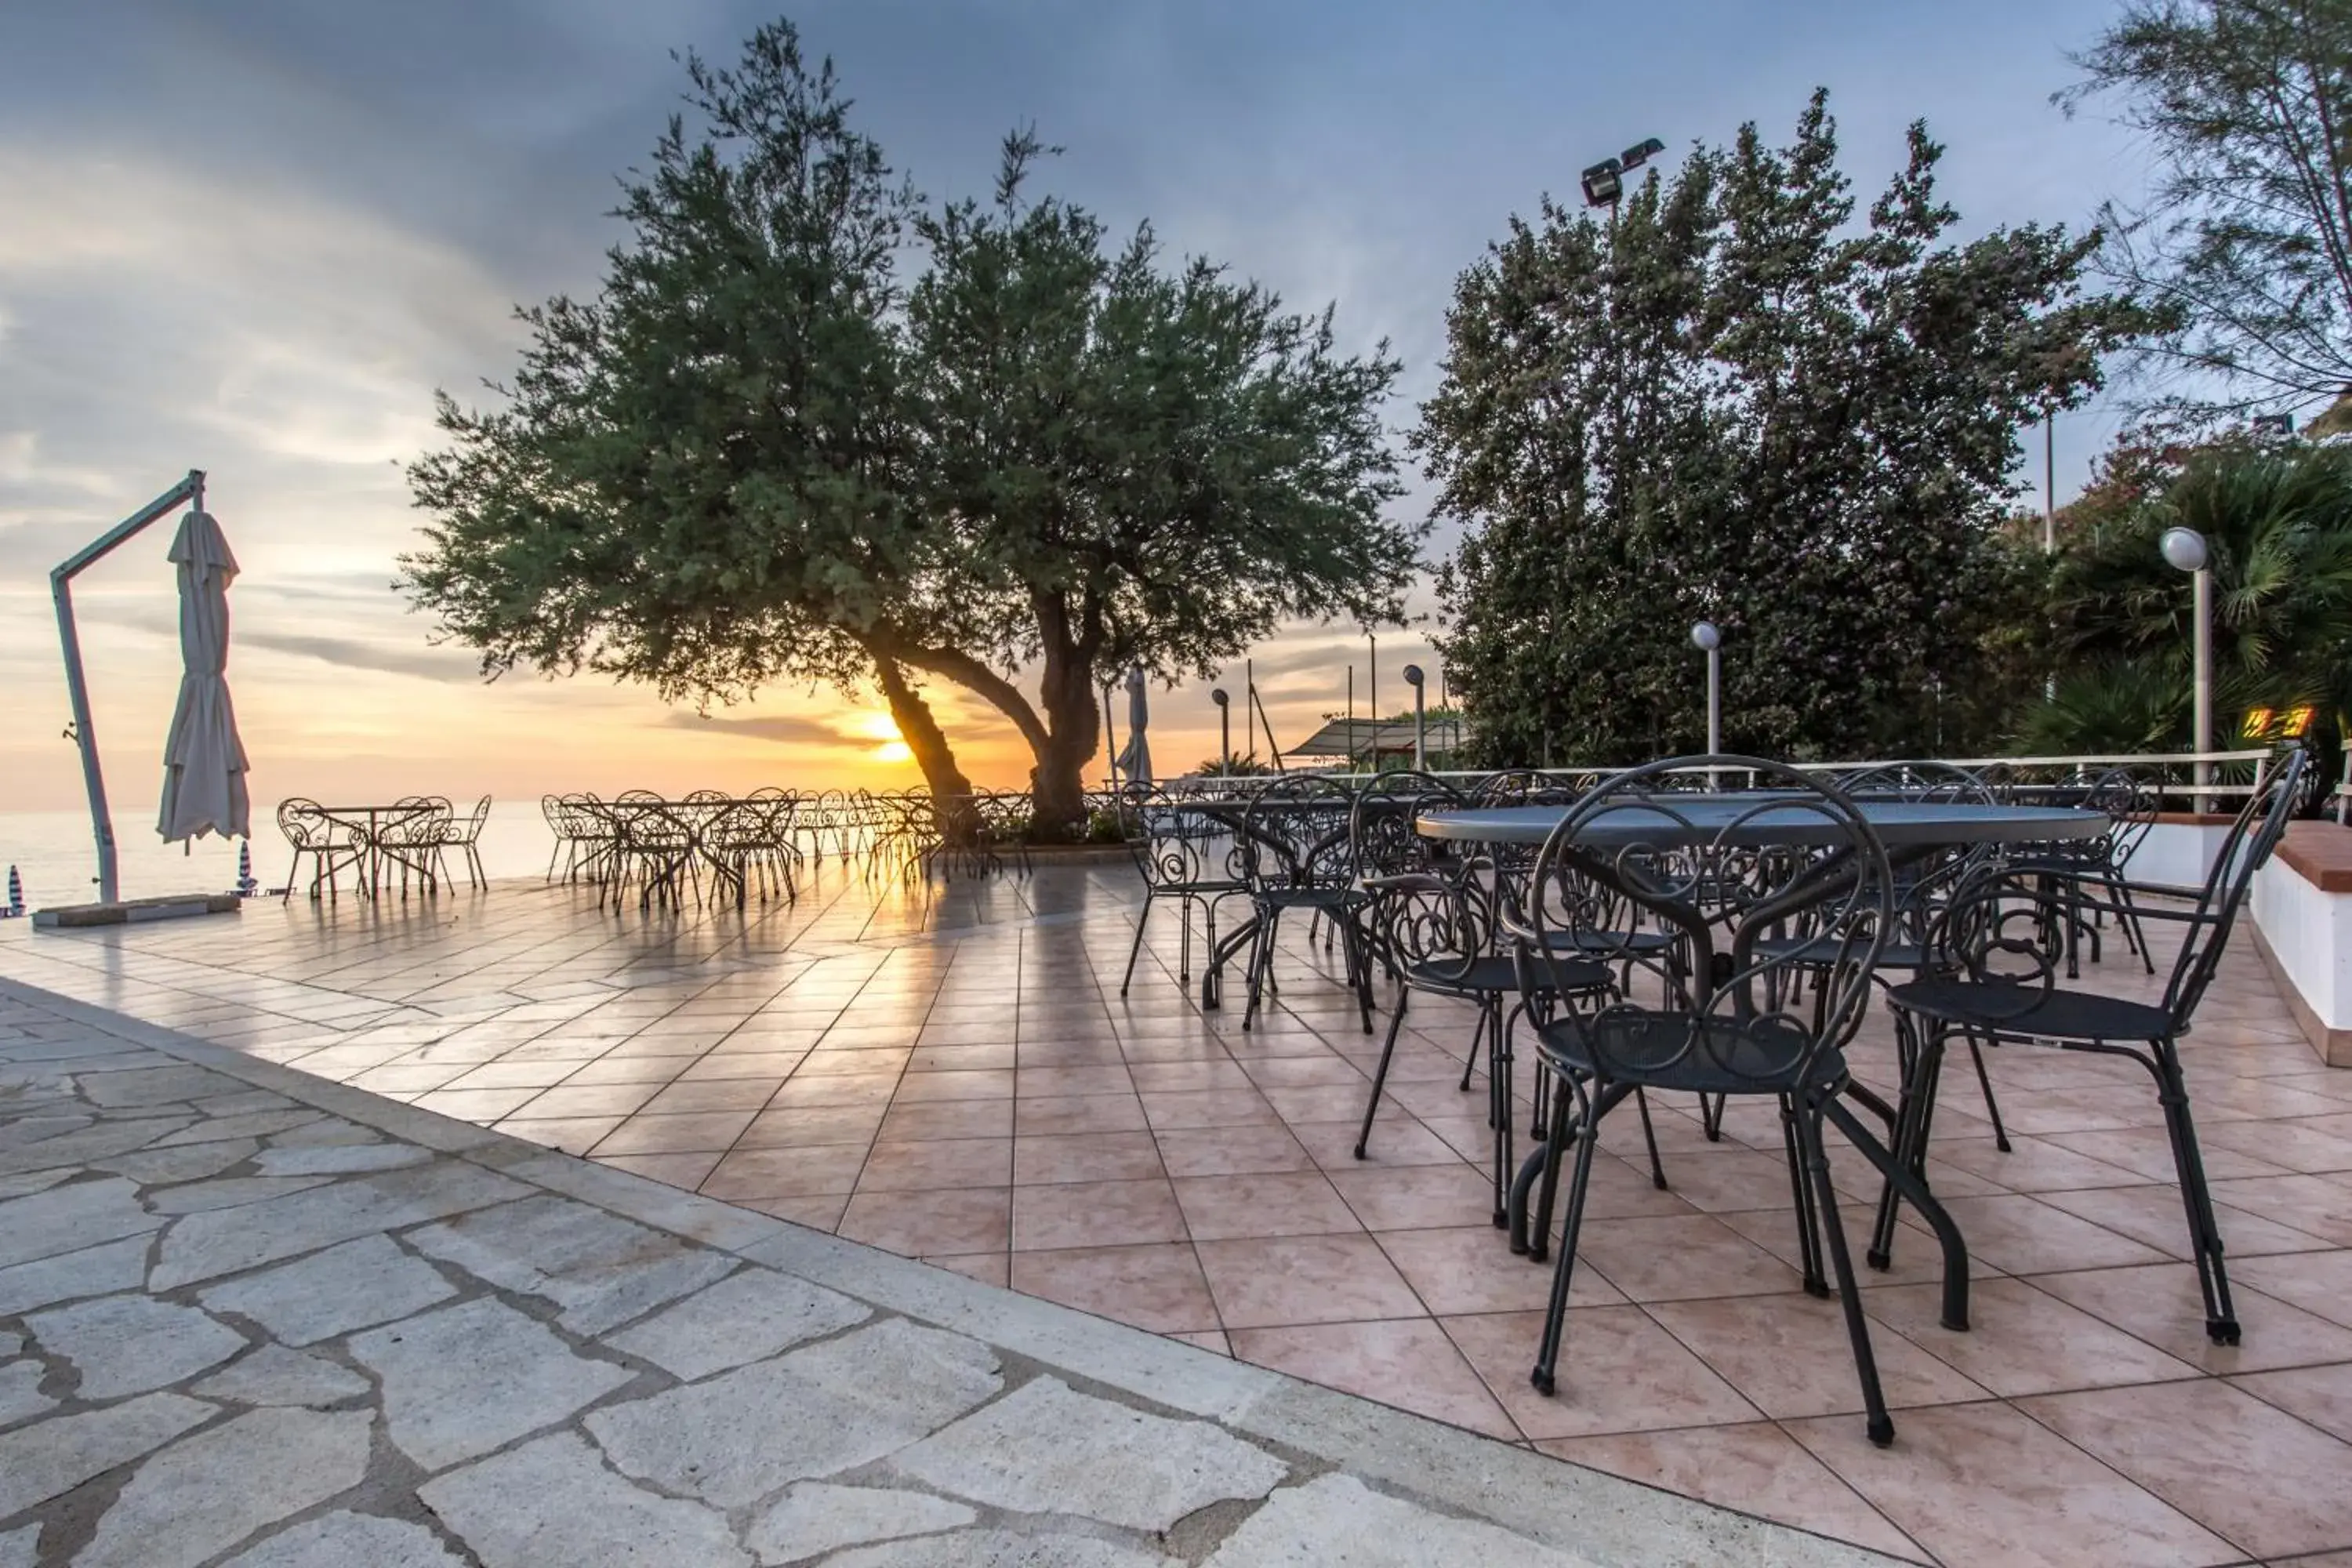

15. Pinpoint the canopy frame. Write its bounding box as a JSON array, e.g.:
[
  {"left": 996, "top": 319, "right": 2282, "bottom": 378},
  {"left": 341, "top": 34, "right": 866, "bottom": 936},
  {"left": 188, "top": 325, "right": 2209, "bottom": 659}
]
[{"left": 53, "top": 470, "right": 206, "bottom": 906}]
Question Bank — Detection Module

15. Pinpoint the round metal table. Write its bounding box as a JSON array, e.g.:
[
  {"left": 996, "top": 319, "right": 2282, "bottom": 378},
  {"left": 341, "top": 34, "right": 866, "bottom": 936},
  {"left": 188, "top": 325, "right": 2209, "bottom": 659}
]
[{"left": 1411, "top": 792, "right": 2112, "bottom": 1311}]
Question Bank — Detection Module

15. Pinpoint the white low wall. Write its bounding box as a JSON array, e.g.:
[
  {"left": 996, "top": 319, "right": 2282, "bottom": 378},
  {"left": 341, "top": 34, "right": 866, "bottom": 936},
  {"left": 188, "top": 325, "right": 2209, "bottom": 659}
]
[
  {"left": 2246, "top": 824, "right": 2352, "bottom": 1068},
  {"left": 2129, "top": 819, "right": 2232, "bottom": 894},
  {"left": 2252, "top": 860, "right": 2352, "bottom": 1050}
]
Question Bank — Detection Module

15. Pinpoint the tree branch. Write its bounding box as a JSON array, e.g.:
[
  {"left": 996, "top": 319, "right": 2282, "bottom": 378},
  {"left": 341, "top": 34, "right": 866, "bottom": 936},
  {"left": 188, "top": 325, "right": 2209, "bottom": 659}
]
[{"left": 866, "top": 633, "right": 1051, "bottom": 757}]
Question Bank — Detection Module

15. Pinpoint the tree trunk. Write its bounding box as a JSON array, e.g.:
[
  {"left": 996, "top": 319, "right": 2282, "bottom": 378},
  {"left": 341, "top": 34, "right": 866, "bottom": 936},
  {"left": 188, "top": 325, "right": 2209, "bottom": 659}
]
[
  {"left": 872, "top": 656, "right": 976, "bottom": 837},
  {"left": 1029, "top": 651, "right": 1102, "bottom": 843}
]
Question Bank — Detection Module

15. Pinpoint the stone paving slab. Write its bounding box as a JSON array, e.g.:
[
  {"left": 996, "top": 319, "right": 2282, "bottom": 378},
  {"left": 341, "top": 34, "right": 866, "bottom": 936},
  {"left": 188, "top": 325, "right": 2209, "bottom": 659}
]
[{"left": 0, "top": 976, "right": 1898, "bottom": 1567}]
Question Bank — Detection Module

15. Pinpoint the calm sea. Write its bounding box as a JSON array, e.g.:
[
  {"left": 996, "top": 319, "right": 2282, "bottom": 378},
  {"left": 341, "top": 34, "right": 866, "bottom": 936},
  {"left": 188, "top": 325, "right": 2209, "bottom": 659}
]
[{"left": 0, "top": 802, "right": 561, "bottom": 909}]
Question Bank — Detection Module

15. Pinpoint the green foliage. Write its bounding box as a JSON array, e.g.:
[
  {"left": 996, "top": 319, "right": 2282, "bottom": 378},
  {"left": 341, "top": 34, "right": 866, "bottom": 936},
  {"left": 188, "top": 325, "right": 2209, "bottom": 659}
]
[
  {"left": 2032, "top": 439, "right": 2352, "bottom": 748},
  {"left": 902, "top": 132, "right": 1418, "bottom": 828},
  {"left": 2063, "top": 0, "right": 2352, "bottom": 416},
  {"left": 2010, "top": 659, "right": 2188, "bottom": 753},
  {"left": 401, "top": 23, "right": 917, "bottom": 705},
  {"left": 1421, "top": 93, "right": 2147, "bottom": 767},
  {"left": 401, "top": 22, "right": 1416, "bottom": 831},
  {"left": 1191, "top": 756, "right": 1277, "bottom": 777}
]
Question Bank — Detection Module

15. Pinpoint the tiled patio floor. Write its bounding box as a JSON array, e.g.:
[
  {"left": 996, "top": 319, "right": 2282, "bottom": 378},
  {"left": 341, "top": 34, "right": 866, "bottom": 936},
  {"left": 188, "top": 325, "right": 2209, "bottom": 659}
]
[{"left": 5, "top": 859, "right": 2351, "bottom": 1566}]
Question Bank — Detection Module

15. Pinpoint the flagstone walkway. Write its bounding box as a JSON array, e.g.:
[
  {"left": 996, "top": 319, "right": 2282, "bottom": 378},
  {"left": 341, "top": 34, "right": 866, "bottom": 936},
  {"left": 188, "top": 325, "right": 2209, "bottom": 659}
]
[
  {"left": 3, "top": 860, "right": 2351, "bottom": 1564},
  {"left": 0, "top": 982, "right": 1875, "bottom": 1566}
]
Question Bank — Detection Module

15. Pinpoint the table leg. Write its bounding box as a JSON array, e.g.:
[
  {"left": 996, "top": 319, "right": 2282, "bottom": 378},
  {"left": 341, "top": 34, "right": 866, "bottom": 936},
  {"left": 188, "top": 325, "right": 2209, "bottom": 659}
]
[{"left": 1202, "top": 914, "right": 1261, "bottom": 1011}]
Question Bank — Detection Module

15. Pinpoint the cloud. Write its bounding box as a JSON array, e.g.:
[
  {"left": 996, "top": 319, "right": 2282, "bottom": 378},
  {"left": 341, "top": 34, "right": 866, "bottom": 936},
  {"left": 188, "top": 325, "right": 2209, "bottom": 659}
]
[
  {"left": 663, "top": 711, "right": 868, "bottom": 747},
  {"left": 238, "top": 630, "right": 480, "bottom": 684}
]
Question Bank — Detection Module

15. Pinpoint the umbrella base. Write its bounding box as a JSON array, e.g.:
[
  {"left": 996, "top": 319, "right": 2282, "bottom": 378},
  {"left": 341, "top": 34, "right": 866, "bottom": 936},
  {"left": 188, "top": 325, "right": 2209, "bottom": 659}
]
[{"left": 33, "top": 894, "right": 241, "bottom": 930}]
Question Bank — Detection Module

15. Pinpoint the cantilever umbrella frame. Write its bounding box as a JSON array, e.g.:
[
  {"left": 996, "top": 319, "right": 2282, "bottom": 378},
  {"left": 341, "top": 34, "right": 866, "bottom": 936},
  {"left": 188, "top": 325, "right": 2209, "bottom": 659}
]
[{"left": 52, "top": 469, "right": 208, "bottom": 906}]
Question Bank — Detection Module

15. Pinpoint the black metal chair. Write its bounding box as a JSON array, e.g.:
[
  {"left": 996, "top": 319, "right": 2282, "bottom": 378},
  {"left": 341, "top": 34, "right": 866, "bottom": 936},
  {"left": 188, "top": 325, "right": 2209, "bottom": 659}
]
[
  {"left": 276, "top": 798, "right": 363, "bottom": 902},
  {"left": 1236, "top": 774, "right": 1375, "bottom": 1033},
  {"left": 1352, "top": 771, "right": 1620, "bottom": 1223},
  {"left": 1878, "top": 746, "right": 2309, "bottom": 1348},
  {"left": 1750, "top": 762, "right": 2013, "bottom": 1150},
  {"left": 423, "top": 794, "right": 492, "bottom": 889},
  {"left": 376, "top": 796, "right": 452, "bottom": 898},
  {"left": 1116, "top": 784, "right": 1247, "bottom": 996},
  {"left": 1512, "top": 755, "right": 1958, "bottom": 1448}
]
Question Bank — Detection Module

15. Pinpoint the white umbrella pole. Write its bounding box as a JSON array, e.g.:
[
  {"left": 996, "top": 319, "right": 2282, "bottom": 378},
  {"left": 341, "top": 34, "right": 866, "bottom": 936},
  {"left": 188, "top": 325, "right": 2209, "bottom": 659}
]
[{"left": 53, "top": 470, "right": 205, "bottom": 906}]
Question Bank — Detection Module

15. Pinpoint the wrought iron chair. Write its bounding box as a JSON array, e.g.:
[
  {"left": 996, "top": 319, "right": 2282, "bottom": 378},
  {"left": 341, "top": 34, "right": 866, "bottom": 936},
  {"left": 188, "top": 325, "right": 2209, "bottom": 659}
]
[
  {"left": 276, "top": 798, "right": 363, "bottom": 902},
  {"left": 2021, "top": 765, "right": 2162, "bottom": 978},
  {"left": 1116, "top": 783, "right": 1247, "bottom": 996},
  {"left": 977, "top": 791, "right": 1033, "bottom": 877},
  {"left": 544, "top": 794, "right": 611, "bottom": 884},
  {"left": 376, "top": 796, "right": 452, "bottom": 897},
  {"left": 421, "top": 794, "right": 492, "bottom": 889},
  {"left": 1750, "top": 761, "right": 2013, "bottom": 1149},
  {"left": 1352, "top": 771, "right": 1621, "bottom": 1223},
  {"left": 605, "top": 793, "right": 698, "bottom": 911},
  {"left": 1236, "top": 774, "right": 1375, "bottom": 1033},
  {"left": 1512, "top": 756, "right": 1953, "bottom": 1448},
  {"left": 1878, "top": 746, "right": 2309, "bottom": 1348}
]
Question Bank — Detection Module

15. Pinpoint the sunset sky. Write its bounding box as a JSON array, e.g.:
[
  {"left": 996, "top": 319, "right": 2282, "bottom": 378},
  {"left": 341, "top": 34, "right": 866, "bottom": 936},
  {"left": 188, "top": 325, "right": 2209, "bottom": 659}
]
[{"left": 2, "top": 0, "right": 2153, "bottom": 816}]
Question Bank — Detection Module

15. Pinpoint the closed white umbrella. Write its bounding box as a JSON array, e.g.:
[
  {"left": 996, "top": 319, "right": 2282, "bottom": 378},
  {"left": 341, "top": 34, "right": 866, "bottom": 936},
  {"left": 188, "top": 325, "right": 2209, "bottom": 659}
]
[
  {"left": 156, "top": 510, "right": 250, "bottom": 844},
  {"left": 1115, "top": 666, "right": 1151, "bottom": 785}
]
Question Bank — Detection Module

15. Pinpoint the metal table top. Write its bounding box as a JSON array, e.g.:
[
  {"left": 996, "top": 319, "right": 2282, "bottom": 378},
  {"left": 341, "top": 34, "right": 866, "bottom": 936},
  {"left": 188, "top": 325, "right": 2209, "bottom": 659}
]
[{"left": 1415, "top": 797, "right": 2109, "bottom": 849}]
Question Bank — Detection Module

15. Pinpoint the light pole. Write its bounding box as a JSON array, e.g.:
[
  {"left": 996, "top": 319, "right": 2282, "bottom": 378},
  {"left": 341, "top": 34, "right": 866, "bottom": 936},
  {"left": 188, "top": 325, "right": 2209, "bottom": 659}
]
[
  {"left": 1690, "top": 621, "right": 1722, "bottom": 756},
  {"left": 1211, "top": 688, "right": 1232, "bottom": 778},
  {"left": 1585, "top": 138, "right": 1666, "bottom": 475},
  {"left": 2161, "top": 527, "right": 2213, "bottom": 811},
  {"left": 1367, "top": 633, "right": 1377, "bottom": 771},
  {"left": 1101, "top": 680, "right": 1119, "bottom": 789},
  {"left": 1403, "top": 665, "right": 1426, "bottom": 769}
]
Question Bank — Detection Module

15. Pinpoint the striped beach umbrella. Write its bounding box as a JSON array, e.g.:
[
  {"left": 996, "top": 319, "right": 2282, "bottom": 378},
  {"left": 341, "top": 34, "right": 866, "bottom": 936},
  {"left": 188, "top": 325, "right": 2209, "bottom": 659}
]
[
  {"left": 236, "top": 840, "right": 256, "bottom": 897},
  {"left": 5, "top": 865, "right": 21, "bottom": 916}
]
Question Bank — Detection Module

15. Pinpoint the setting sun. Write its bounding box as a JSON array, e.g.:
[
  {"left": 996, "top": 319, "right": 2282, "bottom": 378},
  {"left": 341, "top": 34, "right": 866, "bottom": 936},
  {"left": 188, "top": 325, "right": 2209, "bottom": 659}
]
[{"left": 856, "top": 711, "right": 913, "bottom": 765}]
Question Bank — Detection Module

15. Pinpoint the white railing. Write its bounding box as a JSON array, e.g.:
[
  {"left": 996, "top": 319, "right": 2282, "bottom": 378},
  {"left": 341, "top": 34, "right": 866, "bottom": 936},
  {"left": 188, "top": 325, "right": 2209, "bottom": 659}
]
[{"left": 1210, "top": 748, "right": 2286, "bottom": 804}]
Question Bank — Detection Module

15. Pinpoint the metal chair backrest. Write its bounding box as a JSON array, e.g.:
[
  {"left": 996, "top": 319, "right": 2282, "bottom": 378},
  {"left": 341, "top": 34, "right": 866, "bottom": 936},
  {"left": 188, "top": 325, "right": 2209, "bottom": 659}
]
[
  {"left": 1238, "top": 774, "right": 1359, "bottom": 896},
  {"left": 2081, "top": 767, "right": 2160, "bottom": 873},
  {"left": 1842, "top": 761, "right": 1995, "bottom": 806},
  {"left": 277, "top": 798, "right": 347, "bottom": 849},
  {"left": 1352, "top": 771, "right": 1465, "bottom": 880},
  {"left": 1118, "top": 786, "right": 1237, "bottom": 892},
  {"left": 2161, "top": 746, "right": 2307, "bottom": 1029},
  {"left": 1518, "top": 755, "right": 1893, "bottom": 1089}
]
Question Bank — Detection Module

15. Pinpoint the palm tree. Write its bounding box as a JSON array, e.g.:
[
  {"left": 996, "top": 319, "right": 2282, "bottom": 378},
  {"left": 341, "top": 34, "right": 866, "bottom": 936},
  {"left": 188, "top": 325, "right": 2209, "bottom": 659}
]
[{"left": 2040, "top": 441, "right": 2352, "bottom": 762}]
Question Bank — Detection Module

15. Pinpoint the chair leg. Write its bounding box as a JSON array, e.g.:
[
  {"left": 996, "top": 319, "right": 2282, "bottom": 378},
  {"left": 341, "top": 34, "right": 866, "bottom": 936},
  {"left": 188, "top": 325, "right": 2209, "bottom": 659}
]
[
  {"left": 1699, "top": 1092, "right": 1726, "bottom": 1142},
  {"left": 1489, "top": 1000, "right": 1514, "bottom": 1227},
  {"left": 2114, "top": 884, "right": 2157, "bottom": 976},
  {"left": 1242, "top": 909, "right": 1277, "bottom": 1031},
  {"left": 2151, "top": 1037, "right": 2240, "bottom": 1343},
  {"left": 1531, "top": 1090, "right": 1604, "bottom": 1397},
  {"left": 1870, "top": 1022, "right": 1948, "bottom": 1272},
  {"left": 1354, "top": 986, "right": 1411, "bottom": 1160},
  {"left": 1798, "top": 1102, "right": 1896, "bottom": 1447},
  {"left": 1358, "top": 927, "right": 1378, "bottom": 1034},
  {"left": 1632, "top": 1087, "right": 1668, "bottom": 1189},
  {"left": 1828, "top": 1094, "right": 1971, "bottom": 1333},
  {"left": 1964, "top": 1036, "right": 2011, "bottom": 1152},
  {"left": 1120, "top": 895, "right": 1154, "bottom": 997},
  {"left": 1780, "top": 1094, "right": 1829, "bottom": 1298},
  {"left": 1458, "top": 1005, "right": 1489, "bottom": 1095},
  {"left": 1527, "top": 1073, "right": 1584, "bottom": 1265}
]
